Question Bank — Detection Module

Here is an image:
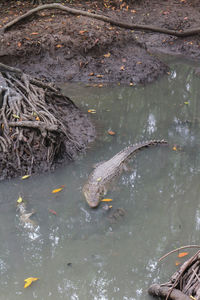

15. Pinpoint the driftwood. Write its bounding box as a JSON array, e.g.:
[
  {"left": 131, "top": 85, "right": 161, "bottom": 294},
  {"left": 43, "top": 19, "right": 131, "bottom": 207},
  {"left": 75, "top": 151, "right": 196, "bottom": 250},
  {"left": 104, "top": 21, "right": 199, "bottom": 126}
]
[
  {"left": 1, "top": 3, "right": 200, "bottom": 37},
  {"left": 0, "top": 62, "right": 82, "bottom": 179},
  {"left": 149, "top": 249, "right": 200, "bottom": 300}
]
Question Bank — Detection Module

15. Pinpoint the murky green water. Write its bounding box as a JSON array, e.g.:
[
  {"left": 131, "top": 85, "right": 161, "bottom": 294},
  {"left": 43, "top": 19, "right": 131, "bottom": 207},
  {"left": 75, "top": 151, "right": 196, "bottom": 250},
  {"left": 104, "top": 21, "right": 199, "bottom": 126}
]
[{"left": 1, "top": 60, "right": 200, "bottom": 299}]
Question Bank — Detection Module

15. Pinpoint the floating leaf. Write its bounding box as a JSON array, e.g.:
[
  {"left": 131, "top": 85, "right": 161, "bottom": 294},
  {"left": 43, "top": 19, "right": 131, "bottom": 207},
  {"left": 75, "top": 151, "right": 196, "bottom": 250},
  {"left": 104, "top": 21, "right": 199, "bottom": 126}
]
[
  {"left": 52, "top": 187, "right": 63, "bottom": 194},
  {"left": 49, "top": 209, "right": 57, "bottom": 215},
  {"left": 178, "top": 252, "right": 189, "bottom": 258},
  {"left": 21, "top": 175, "right": 30, "bottom": 180},
  {"left": 101, "top": 199, "right": 113, "bottom": 202},
  {"left": 172, "top": 146, "right": 177, "bottom": 151},
  {"left": 24, "top": 277, "right": 39, "bottom": 288},
  {"left": 17, "top": 196, "right": 23, "bottom": 204},
  {"left": 108, "top": 130, "right": 116, "bottom": 136},
  {"left": 175, "top": 261, "right": 181, "bottom": 266},
  {"left": 88, "top": 109, "right": 96, "bottom": 114},
  {"left": 184, "top": 101, "right": 189, "bottom": 105},
  {"left": 89, "top": 72, "right": 94, "bottom": 76},
  {"left": 104, "top": 53, "right": 111, "bottom": 58}
]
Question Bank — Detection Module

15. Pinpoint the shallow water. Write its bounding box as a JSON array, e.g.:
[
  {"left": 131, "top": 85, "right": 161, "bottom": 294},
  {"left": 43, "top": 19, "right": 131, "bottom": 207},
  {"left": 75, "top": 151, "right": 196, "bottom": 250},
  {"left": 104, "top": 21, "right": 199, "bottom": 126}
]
[{"left": 1, "top": 59, "right": 200, "bottom": 299}]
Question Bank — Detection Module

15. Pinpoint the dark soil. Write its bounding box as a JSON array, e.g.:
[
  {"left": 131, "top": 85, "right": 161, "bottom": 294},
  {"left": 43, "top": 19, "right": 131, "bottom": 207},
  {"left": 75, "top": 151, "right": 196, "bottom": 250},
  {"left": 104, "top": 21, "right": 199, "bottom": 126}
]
[{"left": 1, "top": 0, "right": 200, "bottom": 85}]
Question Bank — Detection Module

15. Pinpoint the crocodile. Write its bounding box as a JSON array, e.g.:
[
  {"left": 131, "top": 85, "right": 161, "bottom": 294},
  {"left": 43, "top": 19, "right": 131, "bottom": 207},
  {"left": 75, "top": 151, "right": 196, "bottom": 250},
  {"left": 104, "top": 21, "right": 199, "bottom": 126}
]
[{"left": 83, "top": 139, "right": 167, "bottom": 208}]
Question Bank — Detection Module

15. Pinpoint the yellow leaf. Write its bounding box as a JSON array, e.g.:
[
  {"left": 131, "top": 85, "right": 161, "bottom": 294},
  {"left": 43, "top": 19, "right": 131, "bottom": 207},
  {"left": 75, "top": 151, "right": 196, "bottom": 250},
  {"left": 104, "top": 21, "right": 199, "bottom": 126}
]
[
  {"left": 56, "top": 44, "right": 62, "bottom": 48},
  {"left": 172, "top": 146, "right": 177, "bottom": 151},
  {"left": 24, "top": 277, "right": 39, "bottom": 288},
  {"left": 120, "top": 65, "right": 125, "bottom": 71},
  {"left": 109, "top": 205, "right": 112, "bottom": 208},
  {"left": 12, "top": 114, "right": 20, "bottom": 119},
  {"left": 175, "top": 261, "right": 181, "bottom": 266},
  {"left": 21, "top": 175, "right": 31, "bottom": 180},
  {"left": 190, "top": 296, "right": 197, "bottom": 300},
  {"left": 98, "top": 84, "right": 103, "bottom": 88},
  {"left": 89, "top": 72, "right": 94, "bottom": 76},
  {"left": 17, "top": 196, "right": 23, "bottom": 204},
  {"left": 52, "top": 187, "right": 63, "bottom": 194},
  {"left": 104, "top": 53, "right": 111, "bottom": 58},
  {"left": 184, "top": 101, "right": 189, "bottom": 105},
  {"left": 101, "top": 199, "right": 113, "bottom": 202},
  {"left": 96, "top": 74, "right": 103, "bottom": 78},
  {"left": 88, "top": 109, "right": 96, "bottom": 114},
  {"left": 97, "top": 177, "right": 102, "bottom": 182},
  {"left": 178, "top": 252, "right": 189, "bottom": 258}
]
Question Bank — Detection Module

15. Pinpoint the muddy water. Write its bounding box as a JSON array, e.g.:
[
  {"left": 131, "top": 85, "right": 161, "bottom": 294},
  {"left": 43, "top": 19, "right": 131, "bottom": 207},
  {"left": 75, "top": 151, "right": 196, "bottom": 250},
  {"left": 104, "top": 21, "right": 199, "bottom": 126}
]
[{"left": 1, "top": 60, "right": 200, "bottom": 299}]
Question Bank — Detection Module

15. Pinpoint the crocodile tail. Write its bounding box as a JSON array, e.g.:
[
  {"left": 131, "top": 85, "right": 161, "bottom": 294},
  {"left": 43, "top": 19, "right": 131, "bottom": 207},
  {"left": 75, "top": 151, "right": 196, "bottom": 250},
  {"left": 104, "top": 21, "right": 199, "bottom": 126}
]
[{"left": 126, "top": 139, "right": 168, "bottom": 158}]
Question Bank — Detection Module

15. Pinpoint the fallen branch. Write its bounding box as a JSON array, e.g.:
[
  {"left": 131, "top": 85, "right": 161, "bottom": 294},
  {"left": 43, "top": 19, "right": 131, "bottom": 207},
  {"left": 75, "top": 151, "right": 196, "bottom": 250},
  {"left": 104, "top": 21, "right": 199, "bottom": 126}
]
[
  {"left": 1, "top": 3, "right": 200, "bottom": 37},
  {"left": 148, "top": 284, "right": 191, "bottom": 300}
]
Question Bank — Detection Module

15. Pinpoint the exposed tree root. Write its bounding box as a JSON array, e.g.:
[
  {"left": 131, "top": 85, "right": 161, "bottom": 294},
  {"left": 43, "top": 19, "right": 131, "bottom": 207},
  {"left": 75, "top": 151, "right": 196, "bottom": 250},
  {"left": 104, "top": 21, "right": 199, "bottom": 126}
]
[
  {"left": 0, "top": 62, "right": 86, "bottom": 180},
  {"left": 1, "top": 3, "right": 200, "bottom": 37},
  {"left": 148, "top": 249, "right": 200, "bottom": 300}
]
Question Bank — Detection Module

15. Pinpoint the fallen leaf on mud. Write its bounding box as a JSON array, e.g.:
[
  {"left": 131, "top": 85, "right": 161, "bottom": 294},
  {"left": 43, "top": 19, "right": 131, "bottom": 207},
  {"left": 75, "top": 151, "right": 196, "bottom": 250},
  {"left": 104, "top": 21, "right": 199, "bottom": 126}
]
[
  {"left": 178, "top": 252, "right": 189, "bottom": 258},
  {"left": 104, "top": 53, "right": 111, "bottom": 58},
  {"left": 12, "top": 114, "right": 20, "bottom": 119},
  {"left": 31, "top": 32, "right": 39, "bottom": 35},
  {"left": 52, "top": 187, "right": 63, "bottom": 194},
  {"left": 175, "top": 261, "right": 181, "bottom": 266},
  {"left": 17, "top": 196, "right": 23, "bottom": 204},
  {"left": 48, "top": 209, "right": 57, "bottom": 215},
  {"left": 131, "top": 9, "right": 136, "bottom": 13},
  {"left": 24, "top": 277, "right": 39, "bottom": 288},
  {"left": 21, "top": 175, "right": 31, "bottom": 180},
  {"left": 96, "top": 74, "right": 104, "bottom": 78},
  {"left": 120, "top": 65, "right": 125, "bottom": 71},
  {"left": 101, "top": 199, "right": 113, "bottom": 202},
  {"left": 108, "top": 130, "right": 116, "bottom": 136},
  {"left": 98, "top": 84, "right": 103, "bottom": 88},
  {"left": 137, "top": 61, "right": 142, "bottom": 64},
  {"left": 79, "top": 30, "right": 87, "bottom": 35},
  {"left": 89, "top": 72, "right": 94, "bottom": 76},
  {"left": 56, "top": 44, "right": 62, "bottom": 48},
  {"left": 17, "top": 42, "right": 22, "bottom": 48},
  {"left": 88, "top": 109, "right": 96, "bottom": 114}
]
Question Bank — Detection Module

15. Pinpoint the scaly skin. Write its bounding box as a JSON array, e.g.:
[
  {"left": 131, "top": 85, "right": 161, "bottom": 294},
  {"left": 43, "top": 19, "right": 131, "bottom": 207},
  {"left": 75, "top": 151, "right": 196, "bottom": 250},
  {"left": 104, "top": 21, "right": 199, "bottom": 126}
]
[{"left": 83, "top": 140, "right": 167, "bottom": 208}]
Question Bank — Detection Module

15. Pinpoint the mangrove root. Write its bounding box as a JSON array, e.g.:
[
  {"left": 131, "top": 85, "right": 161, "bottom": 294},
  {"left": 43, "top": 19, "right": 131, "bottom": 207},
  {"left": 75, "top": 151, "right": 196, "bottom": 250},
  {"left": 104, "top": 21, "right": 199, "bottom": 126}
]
[
  {"left": 148, "top": 250, "right": 200, "bottom": 300},
  {"left": 0, "top": 62, "right": 84, "bottom": 179}
]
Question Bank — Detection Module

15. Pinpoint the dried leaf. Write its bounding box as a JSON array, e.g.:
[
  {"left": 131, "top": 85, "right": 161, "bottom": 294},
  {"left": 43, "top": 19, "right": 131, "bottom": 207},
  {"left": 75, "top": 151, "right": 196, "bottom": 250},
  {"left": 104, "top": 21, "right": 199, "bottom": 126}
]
[
  {"left": 56, "top": 44, "right": 62, "bottom": 48},
  {"left": 24, "top": 277, "right": 39, "bottom": 288},
  {"left": 96, "top": 74, "right": 103, "bottom": 78},
  {"left": 104, "top": 53, "right": 111, "bottom": 58},
  {"left": 178, "top": 252, "right": 189, "bottom": 258},
  {"left": 52, "top": 187, "right": 63, "bottom": 194},
  {"left": 172, "top": 146, "right": 177, "bottom": 151},
  {"left": 120, "top": 65, "right": 125, "bottom": 71},
  {"left": 97, "top": 177, "right": 102, "bottom": 182},
  {"left": 98, "top": 84, "right": 103, "bottom": 88},
  {"left": 101, "top": 199, "right": 113, "bottom": 202},
  {"left": 21, "top": 175, "right": 31, "bottom": 180},
  {"left": 35, "top": 116, "right": 40, "bottom": 121},
  {"left": 31, "top": 32, "right": 39, "bottom": 35},
  {"left": 175, "top": 261, "right": 181, "bottom": 266},
  {"left": 79, "top": 30, "right": 87, "bottom": 35},
  {"left": 108, "top": 130, "right": 116, "bottom": 136},
  {"left": 17, "top": 196, "right": 23, "bottom": 204},
  {"left": 17, "top": 42, "right": 22, "bottom": 48}
]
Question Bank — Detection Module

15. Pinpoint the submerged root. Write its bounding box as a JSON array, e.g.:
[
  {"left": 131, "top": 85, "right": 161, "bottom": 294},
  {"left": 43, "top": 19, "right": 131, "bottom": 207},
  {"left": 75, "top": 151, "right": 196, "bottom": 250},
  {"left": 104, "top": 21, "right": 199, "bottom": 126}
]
[{"left": 0, "top": 63, "right": 89, "bottom": 179}]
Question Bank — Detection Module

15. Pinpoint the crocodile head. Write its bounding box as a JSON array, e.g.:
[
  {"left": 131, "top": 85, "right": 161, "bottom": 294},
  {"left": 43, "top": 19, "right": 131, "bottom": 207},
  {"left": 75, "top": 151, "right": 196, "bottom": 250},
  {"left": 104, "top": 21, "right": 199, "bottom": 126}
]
[{"left": 83, "top": 182, "right": 102, "bottom": 208}]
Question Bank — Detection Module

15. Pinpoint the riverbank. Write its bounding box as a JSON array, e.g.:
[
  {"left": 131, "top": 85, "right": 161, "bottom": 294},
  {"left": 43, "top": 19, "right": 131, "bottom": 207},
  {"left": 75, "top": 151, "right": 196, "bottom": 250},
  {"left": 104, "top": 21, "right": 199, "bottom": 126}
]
[{"left": 1, "top": 0, "right": 200, "bottom": 85}]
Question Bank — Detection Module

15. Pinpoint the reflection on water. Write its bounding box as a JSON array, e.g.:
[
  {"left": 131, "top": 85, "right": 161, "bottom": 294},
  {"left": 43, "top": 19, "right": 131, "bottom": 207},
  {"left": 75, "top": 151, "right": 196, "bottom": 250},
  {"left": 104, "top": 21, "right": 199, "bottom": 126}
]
[{"left": 1, "top": 60, "right": 200, "bottom": 299}]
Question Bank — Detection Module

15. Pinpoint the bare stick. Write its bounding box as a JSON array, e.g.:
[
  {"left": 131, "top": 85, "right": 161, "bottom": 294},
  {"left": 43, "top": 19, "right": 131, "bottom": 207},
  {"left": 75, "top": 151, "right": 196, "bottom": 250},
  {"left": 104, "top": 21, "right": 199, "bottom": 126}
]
[
  {"left": 159, "top": 245, "right": 200, "bottom": 262},
  {"left": 1, "top": 3, "right": 200, "bottom": 37}
]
